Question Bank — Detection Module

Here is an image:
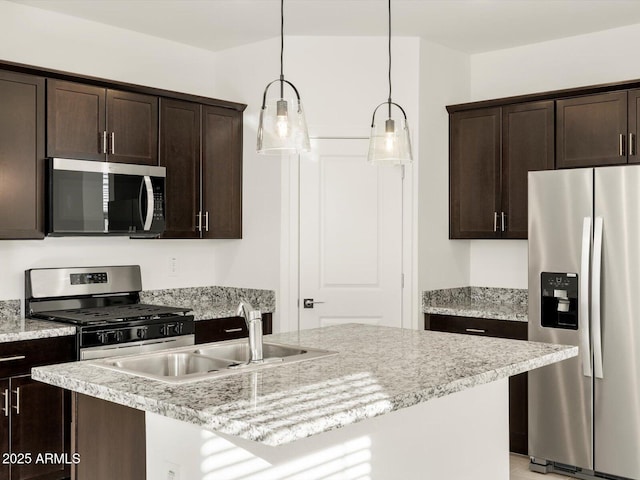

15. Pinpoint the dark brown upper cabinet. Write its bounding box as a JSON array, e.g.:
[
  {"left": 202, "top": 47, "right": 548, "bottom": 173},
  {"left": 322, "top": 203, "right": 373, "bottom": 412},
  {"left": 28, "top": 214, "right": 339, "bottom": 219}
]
[
  {"left": 0, "top": 70, "right": 45, "bottom": 239},
  {"left": 502, "top": 102, "right": 555, "bottom": 238},
  {"left": 202, "top": 105, "right": 242, "bottom": 239},
  {"left": 450, "top": 101, "right": 554, "bottom": 239},
  {"left": 556, "top": 92, "right": 628, "bottom": 168},
  {"left": 450, "top": 107, "right": 501, "bottom": 239},
  {"left": 159, "top": 99, "right": 201, "bottom": 238},
  {"left": 48, "top": 79, "right": 158, "bottom": 165},
  {"left": 160, "top": 100, "right": 243, "bottom": 239}
]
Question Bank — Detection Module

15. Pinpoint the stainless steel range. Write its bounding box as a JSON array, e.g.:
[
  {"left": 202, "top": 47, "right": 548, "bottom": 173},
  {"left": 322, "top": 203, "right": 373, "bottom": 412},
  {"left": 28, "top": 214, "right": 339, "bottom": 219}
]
[{"left": 25, "top": 265, "right": 195, "bottom": 360}]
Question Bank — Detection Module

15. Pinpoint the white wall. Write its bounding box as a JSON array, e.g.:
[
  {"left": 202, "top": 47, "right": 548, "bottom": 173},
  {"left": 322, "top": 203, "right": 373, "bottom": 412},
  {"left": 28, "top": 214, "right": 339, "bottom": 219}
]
[
  {"left": 468, "top": 22, "right": 640, "bottom": 289},
  {"left": 418, "top": 40, "right": 470, "bottom": 296},
  {"left": 0, "top": 1, "right": 280, "bottom": 307}
]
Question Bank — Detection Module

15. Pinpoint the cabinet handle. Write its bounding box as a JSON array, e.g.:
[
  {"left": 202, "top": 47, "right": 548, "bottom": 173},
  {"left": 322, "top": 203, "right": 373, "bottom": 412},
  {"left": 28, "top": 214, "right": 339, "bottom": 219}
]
[
  {"left": 196, "top": 211, "right": 202, "bottom": 232},
  {"left": 465, "top": 328, "right": 486, "bottom": 334},
  {"left": 0, "top": 355, "right": 25, "bottom": 363},
  {"left": 631, "top": 133, "right": 636, "bottom": 156},
  {"left": 619, "top": 133, "right": 626, "bottom": 156},
  {"left": 223, "top": 328, "right": 243, "bottom": 333},
  {"left": 101, "top": 131, "right": 108, "bottom": 154},
  {"left": 204, "top": 211, "right": 209, "bottom": 232},
  {"left": 12, "top": 388, "right": 20, "bottom": 415},
  {"left": 493, "top": 212, "right": 498, "bottom": 232},
  {"left": 110, "top": 132, "right": 116, "bottom": 154},
  {"left": 2, "top": 389, "right": 8, "bottom": 417},
  {"left": 501, "top": 212, "right": 506, "bottom": 232}
]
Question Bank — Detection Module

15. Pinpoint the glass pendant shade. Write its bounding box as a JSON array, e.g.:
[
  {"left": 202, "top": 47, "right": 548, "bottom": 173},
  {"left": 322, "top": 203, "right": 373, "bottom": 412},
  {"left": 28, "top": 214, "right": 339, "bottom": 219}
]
[
  {"left": 257, "top": 95, "right": 310, "bottom": 154},
  {"left": 367, "top": 103, "right": 413, "bottom": 165}
]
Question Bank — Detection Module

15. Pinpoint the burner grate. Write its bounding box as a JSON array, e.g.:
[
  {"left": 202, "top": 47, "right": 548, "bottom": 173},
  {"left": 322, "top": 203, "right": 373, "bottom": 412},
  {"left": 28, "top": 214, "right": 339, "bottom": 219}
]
[{"left": 39, "top": 303, "right": 190, "bottom": 325}]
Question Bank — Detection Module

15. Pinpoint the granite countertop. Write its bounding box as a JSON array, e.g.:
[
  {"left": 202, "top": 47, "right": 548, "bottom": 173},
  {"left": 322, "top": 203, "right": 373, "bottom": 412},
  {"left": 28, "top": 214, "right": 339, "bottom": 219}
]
[
  {"left": 423, "top": 287, "right": 528, "bottom": 322},
  {"left": 32, "top": 324, "right": 575, "bottom": 446},
  {"left": 140, "top": 286, "right": 275, "bottom": 321},
  {"left": 0, "top": 299, "right": 74, "bottom": 342},
  {"left": 0, "top": 319, "right": 76, "bottom": 343}
]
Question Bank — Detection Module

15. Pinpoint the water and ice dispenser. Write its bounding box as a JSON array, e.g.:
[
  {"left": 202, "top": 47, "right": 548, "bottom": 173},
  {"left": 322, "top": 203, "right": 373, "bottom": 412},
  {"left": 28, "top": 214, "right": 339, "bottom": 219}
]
[{"left": 541, "top": 272, "right": 579, "bottom": 329}]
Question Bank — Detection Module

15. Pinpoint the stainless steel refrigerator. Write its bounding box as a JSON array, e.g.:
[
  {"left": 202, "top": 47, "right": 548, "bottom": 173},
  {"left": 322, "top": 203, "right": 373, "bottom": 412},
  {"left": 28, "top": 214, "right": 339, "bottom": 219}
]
[{"left": 528, "top": 167, "right": 640, "bottom": 480}]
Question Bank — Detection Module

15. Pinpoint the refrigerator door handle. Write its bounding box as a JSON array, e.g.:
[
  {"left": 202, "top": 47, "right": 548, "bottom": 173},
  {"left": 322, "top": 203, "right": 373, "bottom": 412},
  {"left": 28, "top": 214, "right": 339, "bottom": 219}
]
[
  {"left": 580, "top": 216, "right": 593, "bottom": 378},
  {"left": 592, "top": 216, "right": 604, "bottom": 379}
]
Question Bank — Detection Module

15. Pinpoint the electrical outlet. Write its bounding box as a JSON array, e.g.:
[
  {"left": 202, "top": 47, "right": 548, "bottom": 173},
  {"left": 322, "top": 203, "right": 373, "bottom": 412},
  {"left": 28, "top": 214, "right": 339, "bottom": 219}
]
[
  {"left": 164, "top": 461, "right": 180, "bottom": 480},
  {"left": 168, "top": 257, "right": 178, "bottom": 277}
]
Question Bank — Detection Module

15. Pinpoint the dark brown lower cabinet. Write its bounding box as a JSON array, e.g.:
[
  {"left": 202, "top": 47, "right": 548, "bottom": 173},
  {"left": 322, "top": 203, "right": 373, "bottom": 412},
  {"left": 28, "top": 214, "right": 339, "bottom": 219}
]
[
  {"left": 195, "top": 313, "right": 273, "bottom": 344},
  {"left": 0, "top": 336, "right": 76, "bottom": 480},
  {"left": 72, "top": 394, "right": 145, "bottom": 480},
  {"left": 424, "top": 313, "right": 528, "bottom": 455}
]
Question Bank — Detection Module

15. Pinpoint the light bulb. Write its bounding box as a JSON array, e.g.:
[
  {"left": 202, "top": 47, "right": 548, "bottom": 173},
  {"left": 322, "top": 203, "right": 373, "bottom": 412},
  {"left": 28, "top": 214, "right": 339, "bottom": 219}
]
[
  {"left": 276, "top": 114, "right": 289, "bottom": 138},
  {"left": 384, "top": 118, "right": 396, "bottom": 152},
  {"left": 276, "top": 99, "right": 289, "bottom": 138}
]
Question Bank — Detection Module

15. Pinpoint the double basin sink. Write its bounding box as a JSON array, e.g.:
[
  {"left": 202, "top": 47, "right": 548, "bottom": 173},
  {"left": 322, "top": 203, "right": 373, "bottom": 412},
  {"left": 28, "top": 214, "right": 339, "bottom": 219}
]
[{"left": 95, "top": 339, "right": 337, "bottom": 384}]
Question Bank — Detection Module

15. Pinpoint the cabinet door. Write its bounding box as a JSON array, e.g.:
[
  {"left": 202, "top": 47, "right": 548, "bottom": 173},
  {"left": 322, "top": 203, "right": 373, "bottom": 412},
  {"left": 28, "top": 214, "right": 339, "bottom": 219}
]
[
  {"left": 10, "top": 376, "right": 70, "bottom": 480},
  {"left": 0, "top": 379, "right": 9, "bottom": 480},
  {"left": 159, "top": 99, "right": 201, "bottom": 238},
  {"left": 202, "top": 106, "right": 243, "bottom": 239},
  {"left": 501, "top": 101, "right": 555, "bottom": 239},
  {"left": 0, "top": 71, "right": 45, "bottom": 239},
  {"left": 47, "top": 80, "right": 106, "bottom": 161},
  {"left": 556, "top": 92, "right": 628, "bottom": 168},
  {"left": 627, "top": 89, "right": 640, "bottom": 164},
  {"left": 450, "top": 108, "right": 501, "bottom": 239},
  {"left": 106, "top": 90, "right": 158, "bottom": 165}
]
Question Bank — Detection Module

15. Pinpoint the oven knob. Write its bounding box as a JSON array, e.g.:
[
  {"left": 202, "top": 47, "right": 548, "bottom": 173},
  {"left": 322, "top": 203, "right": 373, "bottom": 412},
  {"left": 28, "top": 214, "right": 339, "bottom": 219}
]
[
  {"left": 98, "top": 332, "right": 109, "bottom": 344},
  {"left": 115, "top": 330, "right": 125, "bottom": 342},
  {"left": 137, "top": 327, "right": 148, "bottom": 339}
]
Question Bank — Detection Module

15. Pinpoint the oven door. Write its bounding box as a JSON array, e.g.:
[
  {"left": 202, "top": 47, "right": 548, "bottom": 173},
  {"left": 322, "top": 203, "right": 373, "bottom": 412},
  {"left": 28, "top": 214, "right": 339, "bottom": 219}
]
[
  {"left": 48, "top": 158, "right": 166, "bottom": 237},
  {"left": 80, "top": 335, "right": 194, "bottom": 360}
]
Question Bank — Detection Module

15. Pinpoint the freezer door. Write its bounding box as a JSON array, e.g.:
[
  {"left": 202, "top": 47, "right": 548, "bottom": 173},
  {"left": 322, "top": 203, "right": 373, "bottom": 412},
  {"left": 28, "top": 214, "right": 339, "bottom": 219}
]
[
  {"left": 593, "top": 166, "right": 640, "bottom": 479},
  {"left": 528, "top": 168, "right": 593, "bottom": 469}
]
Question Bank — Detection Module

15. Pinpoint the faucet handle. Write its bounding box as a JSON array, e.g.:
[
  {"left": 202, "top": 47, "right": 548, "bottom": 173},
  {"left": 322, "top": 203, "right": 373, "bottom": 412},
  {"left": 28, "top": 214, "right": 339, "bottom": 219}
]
[{"left": 248, "top": 310, "right": 262, "bottom": 321}]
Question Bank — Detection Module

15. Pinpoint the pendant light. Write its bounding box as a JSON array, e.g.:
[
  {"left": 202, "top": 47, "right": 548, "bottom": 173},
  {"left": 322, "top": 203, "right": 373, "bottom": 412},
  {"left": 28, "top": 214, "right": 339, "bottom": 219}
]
[
  {"left": 257, "top": 0, "right": 310, "bottom": 155},
  {"left": 367, "top": 0, "right": 413, "bottom": 165}
]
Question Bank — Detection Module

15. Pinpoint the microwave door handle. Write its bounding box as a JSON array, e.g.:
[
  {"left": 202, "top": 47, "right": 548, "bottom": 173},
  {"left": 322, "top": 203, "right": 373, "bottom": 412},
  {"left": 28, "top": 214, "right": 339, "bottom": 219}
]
[{"left": 141, "top": 176, "right": 154, "bottom": 231}]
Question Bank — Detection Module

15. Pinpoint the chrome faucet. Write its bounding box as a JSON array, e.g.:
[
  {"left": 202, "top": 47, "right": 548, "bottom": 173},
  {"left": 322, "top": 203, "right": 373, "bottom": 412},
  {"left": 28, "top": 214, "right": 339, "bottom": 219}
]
[{"left": 237, "top": 301, "right": 263, "bottom": 363}]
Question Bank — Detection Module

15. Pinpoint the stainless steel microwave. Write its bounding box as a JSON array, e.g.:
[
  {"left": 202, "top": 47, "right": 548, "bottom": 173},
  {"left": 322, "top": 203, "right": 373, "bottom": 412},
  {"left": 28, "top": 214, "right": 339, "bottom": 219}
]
[{"left": 47, "top": 158, "right": 166, "bottom": 237}]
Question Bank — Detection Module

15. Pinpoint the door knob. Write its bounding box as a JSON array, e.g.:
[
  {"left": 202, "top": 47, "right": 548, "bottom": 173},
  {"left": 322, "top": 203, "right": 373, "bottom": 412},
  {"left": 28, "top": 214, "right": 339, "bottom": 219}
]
[{"left": 303, "top": 299, "right": 325, "bottom": 309}]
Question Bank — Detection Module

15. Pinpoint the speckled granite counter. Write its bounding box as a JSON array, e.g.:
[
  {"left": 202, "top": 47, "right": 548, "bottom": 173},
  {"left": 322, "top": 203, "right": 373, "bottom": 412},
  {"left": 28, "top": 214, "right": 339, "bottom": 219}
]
[
  {"left": 140, "top": 286, "right": 275, "bottom": 321},
  {"left": 32, "top": 323, "right": 575, "bottom": 446},
  {"left": 423, "top": 287, "right": 528, "bottom": 322},
  {"left": 0, "top": 299, "right": 73, "bottom": 342}
]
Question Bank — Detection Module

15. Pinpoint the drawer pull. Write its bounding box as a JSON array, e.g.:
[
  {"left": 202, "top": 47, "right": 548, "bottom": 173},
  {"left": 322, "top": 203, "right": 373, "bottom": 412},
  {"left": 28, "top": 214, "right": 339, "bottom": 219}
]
[
  {"left": 0, "top": 355, "right": 25, "bottom": 363},
  {"left": 465, "top": 328, "right": 486, "bottom": 334},
  {"left": 1, "top": 389, "right": 7, "bottom": 417},
  {"left": 223, "top": 328, "right": 243, "bottom": 333}
]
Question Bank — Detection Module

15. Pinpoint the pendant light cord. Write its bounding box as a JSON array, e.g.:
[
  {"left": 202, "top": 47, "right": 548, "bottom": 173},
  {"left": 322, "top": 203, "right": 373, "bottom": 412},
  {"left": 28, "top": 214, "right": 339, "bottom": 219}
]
[
  {"left": 387, "top": 0, "right": 392, "bottom": 117},
  {"left": 280, "top": 0, "right": 285, "bottom": 98}
]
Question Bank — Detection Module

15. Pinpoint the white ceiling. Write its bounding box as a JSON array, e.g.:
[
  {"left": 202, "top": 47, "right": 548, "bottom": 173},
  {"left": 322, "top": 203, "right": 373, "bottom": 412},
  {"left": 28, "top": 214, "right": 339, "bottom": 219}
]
[{"left": 12, "top": 0, "right": 640, "bottom": 54}]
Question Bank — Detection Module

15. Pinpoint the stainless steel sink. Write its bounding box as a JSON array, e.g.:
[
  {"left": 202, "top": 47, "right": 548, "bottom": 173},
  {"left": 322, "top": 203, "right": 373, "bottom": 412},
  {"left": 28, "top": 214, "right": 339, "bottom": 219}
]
[
  {"left": 195, "top": 342, "right": 306, "bottom": 363},
  {"left": 94, "top": 339, "right": 337, "bottom": 383},
  {"left": 102, "top": 352, "right": 233, "bottom": 381}
]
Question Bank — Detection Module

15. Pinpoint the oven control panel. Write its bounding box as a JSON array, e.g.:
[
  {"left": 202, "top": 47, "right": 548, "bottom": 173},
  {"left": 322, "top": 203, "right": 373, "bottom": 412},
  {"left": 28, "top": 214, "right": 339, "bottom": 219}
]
[{"left": 70, "top": 272, "right": 108, "bottom": 285}]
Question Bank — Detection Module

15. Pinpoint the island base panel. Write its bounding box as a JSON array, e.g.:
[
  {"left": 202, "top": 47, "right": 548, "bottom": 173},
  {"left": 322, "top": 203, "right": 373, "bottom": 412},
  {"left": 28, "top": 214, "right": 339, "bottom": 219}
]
[{"left": 146, "top": 378, "right": 509, "bottom": 480}]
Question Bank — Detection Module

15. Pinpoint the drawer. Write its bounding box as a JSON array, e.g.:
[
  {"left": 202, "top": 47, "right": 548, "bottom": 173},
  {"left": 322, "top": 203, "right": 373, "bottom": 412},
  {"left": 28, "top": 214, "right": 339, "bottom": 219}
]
[
  {"left": 195, "top": 313, "right": 273, "bottom": 344},
  {"left": 0, "top": 335, "right": 76, "bottom": 378},
  {"left": 425, "top": 314, "right": 527, "bottom": 340}
]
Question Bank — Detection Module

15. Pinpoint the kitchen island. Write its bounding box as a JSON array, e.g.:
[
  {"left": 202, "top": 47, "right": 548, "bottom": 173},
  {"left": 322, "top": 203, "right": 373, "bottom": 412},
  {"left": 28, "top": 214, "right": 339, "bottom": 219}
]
[{"left": 32, "top": 324, "right": 576, "bottom": 480}]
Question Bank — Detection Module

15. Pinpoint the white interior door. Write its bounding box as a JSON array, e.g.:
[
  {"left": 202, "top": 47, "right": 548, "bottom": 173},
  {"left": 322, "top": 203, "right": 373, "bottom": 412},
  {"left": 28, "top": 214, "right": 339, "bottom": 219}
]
[{"left": 299, "top": 138, "right": 403, "bottom": 329}]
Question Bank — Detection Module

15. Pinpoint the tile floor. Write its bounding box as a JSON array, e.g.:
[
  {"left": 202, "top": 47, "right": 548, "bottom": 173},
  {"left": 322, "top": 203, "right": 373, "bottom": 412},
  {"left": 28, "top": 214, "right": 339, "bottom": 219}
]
[{"left": 510, "top": 454, "right": 571, "bottom": 480}]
